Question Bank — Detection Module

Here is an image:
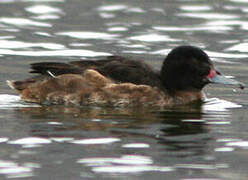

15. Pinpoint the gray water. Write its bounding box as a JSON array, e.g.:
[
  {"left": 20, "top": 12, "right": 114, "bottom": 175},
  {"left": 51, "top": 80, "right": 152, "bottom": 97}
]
[{"left": 0, "top": 0, "right": 248, "bottom": 179}]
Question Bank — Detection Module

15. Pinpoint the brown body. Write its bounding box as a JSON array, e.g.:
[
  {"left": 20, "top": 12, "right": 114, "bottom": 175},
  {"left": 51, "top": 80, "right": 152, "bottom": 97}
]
[{"left": 7, "top": 69, "right": 203, "bottom": 107}]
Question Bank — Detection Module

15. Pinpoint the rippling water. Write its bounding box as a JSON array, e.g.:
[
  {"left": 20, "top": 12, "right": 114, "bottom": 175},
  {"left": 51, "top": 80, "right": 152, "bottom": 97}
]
[{"left": 0, "top": 0, "right": 248, "bottom": 179}]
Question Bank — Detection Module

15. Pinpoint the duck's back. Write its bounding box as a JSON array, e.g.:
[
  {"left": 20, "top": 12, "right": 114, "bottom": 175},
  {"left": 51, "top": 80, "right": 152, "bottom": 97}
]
[{"left": 30, "top": 56, "right": 163, "bottom": 88}]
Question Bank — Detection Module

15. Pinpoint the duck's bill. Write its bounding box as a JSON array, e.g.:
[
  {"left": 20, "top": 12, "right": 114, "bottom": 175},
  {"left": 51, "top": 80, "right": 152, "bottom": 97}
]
[{"left": 208, "top": 73, "right": 245, "bottom": 89}]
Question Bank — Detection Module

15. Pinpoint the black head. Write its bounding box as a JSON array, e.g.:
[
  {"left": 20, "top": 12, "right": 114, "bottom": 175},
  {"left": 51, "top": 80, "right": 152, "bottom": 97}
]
[{"left": 161, "top": 46, "right": 212, "bottom": 92}]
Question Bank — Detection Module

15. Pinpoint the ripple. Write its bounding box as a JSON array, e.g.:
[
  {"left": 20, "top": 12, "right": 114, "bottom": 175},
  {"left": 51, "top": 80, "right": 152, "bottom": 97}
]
[
  {"left": 92, "top": 165, "right": 173, "bottom": 173},
  {"left": 217, "top": 138, "right": 240, "bottom": 143},
  {"left": 0, "top": 36, "right": 15, "bottom": 40},
  {"left": 150, "top": 48, "right": 171, "bottom": 55},
  {"left": 8, "top": 137, "right": 52, "bottom": 145},
  {"left": 241, "top": 8, "right": 248, "bottom": 12},
  {"left": 0, "top": 49, "right": 111, "bottom": 57},
  {"left": 175, "top": 163, "right": 228, "bottom": 169},
  {"left": 226, "top": 43, "right": 248, "bottom": 52},
  {"left": 0, "top": 94, "right": 39, "bottom": 109},
  {"left": 126, "top": 7, "right": 145, "bottom": 13},
  {"left": 178, "top": 13, "right": 239, "bottom": 19},
  {"left": 0, "top": 137, "right": 8, "bottom": 143},
  {"left": 71, "top": 137, "right": 120, "bottom": 145},
  {"left": 33, "top": 15, "right": 60, "bottom": 20},
  {"left": 34, "top": 32, "right": 52, "bottom": 37},
  {"left": 215, "top": 147, "right": 234, "bottom": 152},
  {"left": 69, "top": 43, "right": 91, "bottom": 47},
  {"left": 122, "top": 143, "right": 150, "bottom": 148},
  {"left": 206, "top": 121, "right": 231, "bottom": 125},
  {"left": 78, "top": 155, "right": 152, "bottom": 165},
  {"left": 0, "top": 160, "right": 17, "bottom": 168},
  {"left": 119, "top": 44, "right": 149, "bottom": 49},
  {"left": 226, "top": 141, "right": 248, "bottom": 148},
  {"left": 97, "top": 5, "right": 128, "bottom": 12},
  {"left": 0, "top": 167, "right": 32, "bottom": 175},
  {"left": 151, "top": 49, "right": 248, "bottom": 59},
  {"left": 205, "top": 50, "right": 248, "bottom": 59},
  {"left": 0, "top": 18, "right": 51, "bottom": 27},
  {"left": 204, "top": 20, "right": 248, "bottom": 30},
  {"left": 57, "top": 31, "right": 119, "bottom": 40},
  {"left": 99, "top": 13, "right": 115, "bottom": 19},
  {"left": 154, "top": 25, "right": 232, "bottom": 32},
  {"left": 203, "top": 98, "right": 242, "bottom": 112},
  {"left": 229, "top": 0, "right": 248, "bottom": 2},
  {"left": 122, "top": 50, "right": 148, "bottom": 54},
  {"left": 0, "top": 94, "right": 20, "bottom": 103},
  {"left": 0, "top": 0, "right": 16, "bottom": 3},
  {"left": 107, "top": 27, "right": 128, "bottom": 32},
  {"left": 0, "top": 163, "right": 33, "bottom": 179},
  {"left": 0, "top": 40, "right": 64, "bottom": 49},
  {"left": 180, "top": 5, "right": 212, "bottom": 11},
  {"left": 129, "top": 33, "right": 180, "bottom": 42},
  {"left": 78, "top": 155, "right": 173, "bottom": 173},
  {"left": 26, "top": 5, "right": 62, "bottom": 14},
  {"left": 50, "top": 137, "right": 74, "bottom": 142}
]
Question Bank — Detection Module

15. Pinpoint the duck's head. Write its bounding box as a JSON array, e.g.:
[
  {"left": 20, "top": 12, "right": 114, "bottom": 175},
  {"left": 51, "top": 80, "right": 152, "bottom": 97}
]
[{"left": 161, "top": 46, "right": 245, "bottom": 92}]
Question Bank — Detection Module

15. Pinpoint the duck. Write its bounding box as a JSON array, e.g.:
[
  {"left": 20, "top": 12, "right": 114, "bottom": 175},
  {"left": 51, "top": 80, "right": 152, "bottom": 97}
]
[{"left": 7, "top": 46, "right": 245, "bottom": 107}]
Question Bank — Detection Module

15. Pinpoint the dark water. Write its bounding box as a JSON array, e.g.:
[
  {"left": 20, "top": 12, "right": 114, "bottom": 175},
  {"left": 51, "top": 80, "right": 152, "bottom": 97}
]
[{"left": 0, "top": 0, "right": 248, "bottom": 179}]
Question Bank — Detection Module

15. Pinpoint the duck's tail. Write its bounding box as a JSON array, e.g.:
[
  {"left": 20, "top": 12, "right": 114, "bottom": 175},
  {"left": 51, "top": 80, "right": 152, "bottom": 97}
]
[
  {"left": 6, "top": 79, "right": 35, "bottom": 92},
  {"left": 6, "top": 80, "right": 18, "bottom": 90}
]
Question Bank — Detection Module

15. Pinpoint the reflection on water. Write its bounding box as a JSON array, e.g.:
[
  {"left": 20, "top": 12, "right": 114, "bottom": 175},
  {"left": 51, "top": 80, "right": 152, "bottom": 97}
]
[
  {"left": 0, "top": 94, "right": 246, "bottom": 178},
  {"left": 0, "top": 161, "right": 34, "bottom": 179},
  {"left": 0, "top": 49, "right": 111, "bottom": 57},
  {"left": 0, "top": 17, "right": 51, "bottom": 27},
  {"left": 0, "top": 0, "right": 248, "bottom": 179},
  {"left": 8, "top": 137, "right": 51, "bottom": 145},
  {"left": 57, "top": 31, "right": 120, "bottom": 40},
  {"left": 25, "top": 5, "right": 62, "bottom": 14},
  {"left": 0, "top": 40, "right": 64, "bottom": 49},
  {"left": 0, "top": 94, "right": 242, "bottom": 177}
]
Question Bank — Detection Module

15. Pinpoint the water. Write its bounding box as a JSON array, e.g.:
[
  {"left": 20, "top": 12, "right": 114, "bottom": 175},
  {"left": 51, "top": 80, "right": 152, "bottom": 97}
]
[{"left": 0, "top": 0, "right": 248, "bottom": 179}]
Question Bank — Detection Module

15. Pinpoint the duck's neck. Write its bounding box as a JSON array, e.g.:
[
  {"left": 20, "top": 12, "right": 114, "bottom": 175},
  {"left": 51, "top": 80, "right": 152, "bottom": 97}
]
[{"left": 169, "top": 90, "right": 205, "bottom": 105}]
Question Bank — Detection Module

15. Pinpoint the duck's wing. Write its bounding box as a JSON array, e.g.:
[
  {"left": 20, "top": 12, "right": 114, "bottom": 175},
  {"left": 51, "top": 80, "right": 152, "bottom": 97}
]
[
  {"left": 30, "top": 56, "right": 161, "bottom": 87},
  {"left": 29, "top": 56, "right": 123, "bottom": 76},
  {"left": 30, "top": 62, "right": 83, "bottom": 75}
]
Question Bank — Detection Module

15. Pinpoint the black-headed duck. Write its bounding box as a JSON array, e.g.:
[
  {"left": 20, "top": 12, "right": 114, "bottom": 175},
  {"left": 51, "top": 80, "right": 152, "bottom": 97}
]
[{"left": 7, "top": 46, "right": 244, "bottom": 107}]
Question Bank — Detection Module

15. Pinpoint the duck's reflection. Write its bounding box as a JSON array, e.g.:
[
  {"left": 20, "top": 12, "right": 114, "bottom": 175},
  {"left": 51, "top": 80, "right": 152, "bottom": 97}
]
[
  {"left": 15, "top": 104, "right": 206, "bottom": 135},
  {"left": 13, "top": 102, "right": 234, "bottom": 160}
]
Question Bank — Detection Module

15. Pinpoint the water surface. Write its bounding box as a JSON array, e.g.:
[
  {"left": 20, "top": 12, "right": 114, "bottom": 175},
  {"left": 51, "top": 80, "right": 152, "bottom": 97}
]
[{"left": 0, "top": 0, "right": 248, "bottom": 179}]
